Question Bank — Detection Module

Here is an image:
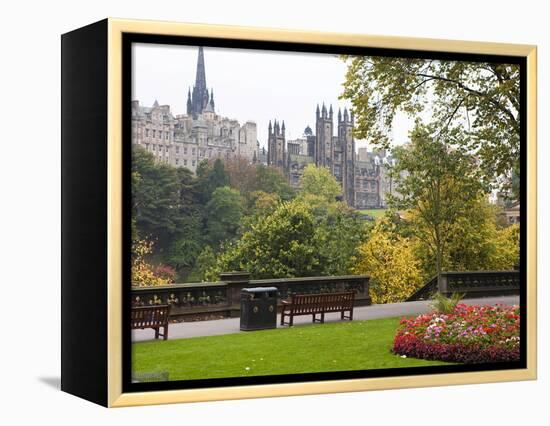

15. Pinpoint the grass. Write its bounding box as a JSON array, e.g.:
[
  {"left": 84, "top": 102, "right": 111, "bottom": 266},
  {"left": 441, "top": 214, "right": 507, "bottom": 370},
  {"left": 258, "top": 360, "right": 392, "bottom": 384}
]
[
  {"left": 358, "top": 208, "right": 387, "bottom": 218},
  {"left": 132, "top": 317, "right": 450, "bottom": 381}
]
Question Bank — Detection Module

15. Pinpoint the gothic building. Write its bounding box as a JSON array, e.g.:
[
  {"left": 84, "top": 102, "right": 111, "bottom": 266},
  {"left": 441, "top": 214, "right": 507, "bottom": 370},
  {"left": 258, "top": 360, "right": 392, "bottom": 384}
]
[
  {"left": 132, "top": 47, "right": 258, "bottom": 173},
  {"left": 267, "top": 120, "right": 286, "bottom": 170},
  {"left": 268, "top": 104, "right": 396, "bottom": 209}
]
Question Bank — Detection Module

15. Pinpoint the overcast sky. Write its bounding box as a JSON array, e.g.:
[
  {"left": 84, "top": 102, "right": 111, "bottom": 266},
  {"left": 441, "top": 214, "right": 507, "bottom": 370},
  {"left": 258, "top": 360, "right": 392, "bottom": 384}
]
[{"left": 132, "top": 43, "right": 413, "bottom": 150}]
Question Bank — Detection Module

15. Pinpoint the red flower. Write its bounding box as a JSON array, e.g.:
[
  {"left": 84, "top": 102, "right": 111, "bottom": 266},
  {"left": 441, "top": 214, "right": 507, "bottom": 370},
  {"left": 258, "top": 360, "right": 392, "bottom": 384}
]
[{"left": 392, "top": 304, "right": 520, "bottom": 364}]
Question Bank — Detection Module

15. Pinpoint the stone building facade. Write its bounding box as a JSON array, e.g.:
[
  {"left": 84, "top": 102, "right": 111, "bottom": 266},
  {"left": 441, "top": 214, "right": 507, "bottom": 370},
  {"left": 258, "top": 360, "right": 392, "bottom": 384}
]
[
  {"left": 267, "top": 104, "right": 396, "bottom": 209},
  {"left": 131, "top": 47, "right": 258, "bottom": 173}
]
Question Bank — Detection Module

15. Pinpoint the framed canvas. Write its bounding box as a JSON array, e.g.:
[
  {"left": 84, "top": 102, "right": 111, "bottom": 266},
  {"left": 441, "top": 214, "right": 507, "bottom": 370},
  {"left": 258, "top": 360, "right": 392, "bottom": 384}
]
[{"left": 61, "top": 18, "right": 537, "bottom": 407}]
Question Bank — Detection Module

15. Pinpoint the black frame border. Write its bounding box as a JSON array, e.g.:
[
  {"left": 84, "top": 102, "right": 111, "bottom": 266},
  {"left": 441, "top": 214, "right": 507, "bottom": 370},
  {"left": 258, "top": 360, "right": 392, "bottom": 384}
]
[{"left": 121, "top": 33, "right": 528, "bottom": 394}]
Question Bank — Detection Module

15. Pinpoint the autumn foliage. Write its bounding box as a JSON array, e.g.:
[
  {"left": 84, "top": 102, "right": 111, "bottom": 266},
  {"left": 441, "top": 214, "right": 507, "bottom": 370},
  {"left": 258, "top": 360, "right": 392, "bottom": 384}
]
[
  {"left": 353, "top": 218, "right": 424, "bottom": 304},
  {"left": 131, "top": 238, "right": 174, "bottom": 287}
]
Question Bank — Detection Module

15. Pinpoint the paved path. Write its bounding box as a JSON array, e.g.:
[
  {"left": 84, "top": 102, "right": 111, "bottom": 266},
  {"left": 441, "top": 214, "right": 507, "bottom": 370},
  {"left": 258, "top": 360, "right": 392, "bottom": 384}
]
[{"left": 132, "top": 295, "right": 519, "bottom": 342}]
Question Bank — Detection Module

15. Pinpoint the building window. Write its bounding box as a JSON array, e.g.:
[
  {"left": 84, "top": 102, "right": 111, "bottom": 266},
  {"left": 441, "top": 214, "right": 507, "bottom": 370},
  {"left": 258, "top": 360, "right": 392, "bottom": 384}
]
[
  {"left": 184, "top": 147, "right": 188, "bottom": 154},
  {"left": 184, "top": 159, "right": 188, "bottom": 166},
  {"left": 192, "top": 160, "right": 196, "bottom": 166},
  {"left": 165, "top": 146, "right": 168, "bottom": 153},
  {"left": 165, "top": 132, "right": 169, "bottom": 140},
  {"left": 192, "top": 148, "right": 196, "bottom": 155},
  {"left": 176, "top": 146, "right": 179, "bottom": 154},
  {"left": 175, "top": 159, "right": 179, "bottom": 165},
  {"left": 145, "top": 129, "right": 149, "bottom": 137},
  {"left": 152, "top": 130, "right": 156, "bottom": 138},
  {"left": 159, "top": 131, "right": 163, "bottom": 139}
]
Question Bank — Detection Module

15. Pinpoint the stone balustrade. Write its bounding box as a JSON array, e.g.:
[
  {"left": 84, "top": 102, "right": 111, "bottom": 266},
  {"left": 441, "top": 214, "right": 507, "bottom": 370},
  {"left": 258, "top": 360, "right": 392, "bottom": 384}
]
[
  {"left": 407, "top": 270, "right": 521, "bottom": 301},
  {"left": 132, "top": 272, "right": 371, "bottom": 320}
]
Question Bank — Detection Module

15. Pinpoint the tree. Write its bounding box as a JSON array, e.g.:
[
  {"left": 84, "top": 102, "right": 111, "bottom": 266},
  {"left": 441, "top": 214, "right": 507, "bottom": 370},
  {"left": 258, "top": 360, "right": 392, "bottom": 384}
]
[
  {"left": 299, "top": 165, "right": 341, "bottom": 202},
  {"left": 167, "top": 213, "right": 203, "bottom": 275},
  {"left": 205, "top": 200, "right": 320, "bottom": 280},
  {"left": 353, "top": 218, "right": 424, "bottom": 304},
  {"left": 389, "top": 122, "right": 485, "bottom": 286},
  {"left": 494, "top": 223, "right": 520, "bottom": 269},
  {"left": 204, "top": 186, "right": 244, "bottom": 246},
  {"left": 196, "top": 158, "right": 229, "bottom": 204},
  {"left": 245, "top": 190, "right": 281, "bottom": 219},
  {"left": 341, "top": 56, "right": 520, "bottom": 197},
  {"left": 132, "top": 146, "right": 181, "bottom": 249},
  {"left": 255, "top": 164, "right": 295, "bottom": 201},
  {"left": 224, "top": 155, "right": 259, "bottom": 197},
  {"left": 131, "top": 238, "right": 172, "bottom": 287},
  {"left": 442, "top": 198, "right": 520, "bottom": 272},
  {"left": 312, "top": 199, "right": 368, "bottom": 276},
  {"left": 164, "top": 166, "right": 204, "bottom": 278},
  {"left": 190, "top": 245, "right": 218, "bottom": 282},
  {"left": 176, "top": 166, "right": 200, "bottom": 217},
  {"left": 204, "top": 197, "right": 366, "bottom": 281}
]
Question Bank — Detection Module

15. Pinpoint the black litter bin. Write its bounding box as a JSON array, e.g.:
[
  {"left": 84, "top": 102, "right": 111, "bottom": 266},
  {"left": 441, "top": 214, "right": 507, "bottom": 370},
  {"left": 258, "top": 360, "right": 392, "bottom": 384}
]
[{"left": 240, "top": 287, "right": 278, "bottom": 331}]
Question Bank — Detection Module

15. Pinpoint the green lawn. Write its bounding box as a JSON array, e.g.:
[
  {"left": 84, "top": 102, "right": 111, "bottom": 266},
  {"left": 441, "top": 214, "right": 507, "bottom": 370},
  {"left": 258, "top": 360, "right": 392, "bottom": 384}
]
[
  {"left": 132, "top": 317, "right": 450, "bottom": 381},
  {"left": 358, "top": 208, "right": 387, "bottom": 218}
]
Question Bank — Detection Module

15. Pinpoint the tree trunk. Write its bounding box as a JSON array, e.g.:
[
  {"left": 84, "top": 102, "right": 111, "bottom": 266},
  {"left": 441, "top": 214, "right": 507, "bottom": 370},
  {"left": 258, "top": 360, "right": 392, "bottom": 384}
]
[{"left": 436, "top": 244, "right": 442, "bottom": 291}]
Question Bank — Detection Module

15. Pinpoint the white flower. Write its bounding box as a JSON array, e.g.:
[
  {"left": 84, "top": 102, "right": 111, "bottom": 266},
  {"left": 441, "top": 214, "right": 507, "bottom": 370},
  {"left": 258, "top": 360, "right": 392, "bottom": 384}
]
[{"left": 401, "top": 355, "right": 407, "bottom": 358}]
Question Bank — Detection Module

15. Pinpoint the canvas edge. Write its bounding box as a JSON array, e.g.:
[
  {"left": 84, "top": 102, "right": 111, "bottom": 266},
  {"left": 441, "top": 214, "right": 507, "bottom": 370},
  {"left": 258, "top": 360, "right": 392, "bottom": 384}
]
[{"left": 106, "top": 17, "right": 537, "bottom": 408}]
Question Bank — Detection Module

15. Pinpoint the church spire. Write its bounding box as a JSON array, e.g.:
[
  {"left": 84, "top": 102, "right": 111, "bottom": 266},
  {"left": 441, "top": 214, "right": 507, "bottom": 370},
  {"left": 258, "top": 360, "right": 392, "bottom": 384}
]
[
  {"left": 191, "top": 46, "right": 209, "bottom": 117},
  {"left": 209, "top": 88, "right": 215, "bottom": 110},
  {"left": 195, "top": 47, "right": 206, "bottom": 92},
  {"left": 186, "top": 88, "right": 192, "bottom": 115}
]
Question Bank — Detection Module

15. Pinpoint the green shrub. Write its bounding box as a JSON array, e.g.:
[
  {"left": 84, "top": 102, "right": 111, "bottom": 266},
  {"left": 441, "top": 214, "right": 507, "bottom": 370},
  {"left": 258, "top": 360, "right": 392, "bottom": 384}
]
[{"left": 428, "top": 292, "right": 465, "bottom": 314}]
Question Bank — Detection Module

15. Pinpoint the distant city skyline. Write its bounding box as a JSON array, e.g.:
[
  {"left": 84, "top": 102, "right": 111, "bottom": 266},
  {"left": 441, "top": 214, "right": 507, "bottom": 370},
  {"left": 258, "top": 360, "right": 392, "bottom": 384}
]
[{"left": 132, "top": 43, "right": 413, "bottom": 151}]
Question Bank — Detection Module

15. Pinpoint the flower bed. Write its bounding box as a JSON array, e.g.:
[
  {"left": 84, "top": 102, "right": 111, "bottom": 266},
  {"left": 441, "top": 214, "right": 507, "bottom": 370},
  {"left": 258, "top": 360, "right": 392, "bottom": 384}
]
[{"left": 392, "top": 304, "right": 520, "bottom": 364}]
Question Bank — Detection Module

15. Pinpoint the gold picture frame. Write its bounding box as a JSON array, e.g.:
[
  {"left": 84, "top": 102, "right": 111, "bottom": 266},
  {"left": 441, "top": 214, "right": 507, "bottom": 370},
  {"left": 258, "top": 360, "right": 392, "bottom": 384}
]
[{"left": 61, "top": 17, "right": 537, "bottom": 407}]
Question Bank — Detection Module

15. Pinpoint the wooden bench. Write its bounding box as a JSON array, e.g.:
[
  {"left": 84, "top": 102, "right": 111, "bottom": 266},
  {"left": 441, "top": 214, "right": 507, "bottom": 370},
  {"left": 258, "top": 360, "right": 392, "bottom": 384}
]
[
  {"left": 280, "top": 291, "right": 355, "bottom": 326},
  {"left": 131, "top": 305, "right": 171, "bottom": 340}
]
